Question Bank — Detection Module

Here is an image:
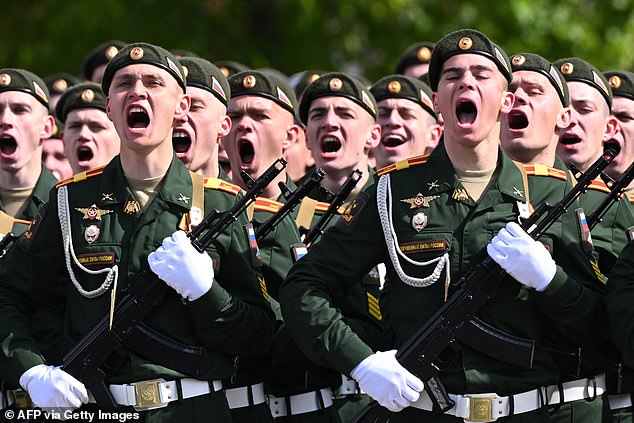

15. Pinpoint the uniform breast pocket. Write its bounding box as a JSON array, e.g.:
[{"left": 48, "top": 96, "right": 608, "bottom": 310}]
[{"left": 70, "top": 241, "right": 122, "bottom": 292}]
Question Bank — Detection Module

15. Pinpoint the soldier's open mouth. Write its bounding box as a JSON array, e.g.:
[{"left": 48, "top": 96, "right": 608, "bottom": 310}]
[
  {"left": 321, "top": 136, "right": 341, "bottom": 153},
  {"left": 456, "top": 101, "right": 477, "bottom": 124},
  {"left": 172, "top": 130, "right": 191, "bottom": 153},
  {"left": 508, "top": 110, "right": 528, "bottom": 129},
  {"left": 0, "top": 135, "right": 17, "bottom": 155},
  {"left": 77, "top": 146, "right": 94, "bottom": 162},
  {"left": 127, "top": 107, "right": 150, "bottom": 129},
  {"left": 560, "top": 136, "right": 581, "bottom": 145},
  {"left": 382, "top": 135, "right": 406, "bottom": 147},
  {"left": 240, "top": 140, "right": 254, "bottom": 164}
]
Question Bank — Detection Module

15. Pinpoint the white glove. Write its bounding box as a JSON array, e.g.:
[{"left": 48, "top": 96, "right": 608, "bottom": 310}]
[
  {"left": 350, "top": 350, "right": 424, "bottom": 412},
  {"left": 487, "top": 221, "right": 557, "bottom": 291},
  {"left": 19, "top": 364, "right": 88, "bottom": 412},
  {"left": 148, "top": 230, "right": 214, "bottom": 301}
]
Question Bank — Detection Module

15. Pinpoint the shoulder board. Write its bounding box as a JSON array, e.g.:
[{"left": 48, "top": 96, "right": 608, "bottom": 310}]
[
  {"left": 254, "top": 197, "right": 283, "bottom": 214},
  {"left": 587, "top": 178, "right": 611, "bottom": 194},
  {"left": 203, "top": 178, "right": 242, "bottom": 196},
  {"left": 377, "top": 154, "right": 430, "bottom": 177},
  {"left": 521, "top": 164, "right": 567, "bottom": 181},
  {"left": 55, "top": 166, "right": 106, "bottom": 189},
  {"left": 626, "top": 193, "right": 634, "bottom": 203}
]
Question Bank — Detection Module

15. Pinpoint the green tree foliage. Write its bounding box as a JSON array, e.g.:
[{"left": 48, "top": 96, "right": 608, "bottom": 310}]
[{"left": 0, "top": 0, "right": 632, "bottom": 82}]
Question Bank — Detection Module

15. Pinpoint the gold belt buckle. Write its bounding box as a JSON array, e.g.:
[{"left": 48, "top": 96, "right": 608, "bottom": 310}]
[
  {"left": 131, "top": 379, "right": 169, "bottom": 411},
  {"left": 11, "top": 390, "right": 32, "bottom": 408},
  {"left": 465, "top": 395, "right": 497, "bottom": 422}
]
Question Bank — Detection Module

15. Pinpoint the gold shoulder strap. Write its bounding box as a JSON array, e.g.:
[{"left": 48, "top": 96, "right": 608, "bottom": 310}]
[
  {"left": 0, "top": 210, "right": 14, "bottom": 236},
  {"left": 513, "top": 161, "right": 532, "bottom": 212},
  {"left": 295, "top": 197, "right": 319, "bottom": 229},
  {"left": 180, "top": 172, "right": 205, "bottom": 232}
]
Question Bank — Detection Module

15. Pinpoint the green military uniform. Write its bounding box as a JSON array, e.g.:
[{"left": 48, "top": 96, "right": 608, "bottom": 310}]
[
  {"left": 280, "top": 138, "right": 609, "bottom": 422},
  {"left": 0, "top": 150, "right": 275, "bottom": 422},
  {"left": 606, "top": 241, "right": 634, "bottom": 423},
  {"left": 602, "top": 70, "right": 634, "bottom": 423}
]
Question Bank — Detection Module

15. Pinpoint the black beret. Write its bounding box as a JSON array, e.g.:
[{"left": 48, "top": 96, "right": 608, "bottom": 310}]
[
  {"left": 510, "top": 53, "right": 569, "bottom": 107},
  {"left": 553, "top": 57, "right": 612, "bottom": 108},
  {"left": 604, "top": 70, "right": 634, "bottom": 102},
  {"left": 180, "top": 57, "right": 230, "bottom": 106},
  {"left": 229, "top": 70, "right": 297, "bottom": 118},
  {"left": 428, "top": 29, "right": 512, "bottom": 91},
  {"left": 81, "top": 40, "right": 127, "bottom": 81},
  {"left": 214, "top": 60, "right": 250, "bottom": 79},
  {"left": 44, "top": 73, "right": 81, "bottom": 96},
  {"left": 299, "top": 72, "right": 377, "bottom": 124},
  {"left": 394, "top": 41, "right": 436, "bottom": 74},
  {"left": 171, "top": 49, "right": 200, "bottom": 59},
  {"left": 101, "top": 42, "right": 187, "bottom": 94},
  {"left": 289, "top": 70, "right": 328, "bottom": 98},
  {"left": 0, "top": 68, "right": 50, "bottom": 108},
  {"left": 370, "top": 74, "right": 436, "bottom": 119},
  {"left": 55, "top": 82, "right": 106, "bottom": 123}
]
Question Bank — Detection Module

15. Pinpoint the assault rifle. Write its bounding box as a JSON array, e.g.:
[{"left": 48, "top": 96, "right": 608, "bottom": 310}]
[
  {"left": 63, "top": 159, "right": 286, "bottom": 408},
  {"left": 587, "top": 160, "right": 634, "bottom": 229},
  {"left": 255, "top": 167, "right": 326, "bottom": 239},
  {"left": 350, "top": 148, "right": 619, "bottom": 423},
  {"left": 300, "top": 169, "right": 362, "bottom": 248},
  {"left": 0, "top": 233, "right": 17, "bottom": 259}
]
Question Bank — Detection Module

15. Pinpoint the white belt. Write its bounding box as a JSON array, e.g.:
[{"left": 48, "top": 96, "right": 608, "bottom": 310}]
[
  {"left": 268, "top": 388, "right": 333, "bottom": 417},
  {"left": 225, "top": 382, "right": 266, "bottom": 409},
  {"left": 334, "top": 375, "right": 363, "bottom": 398},
  {"left": 547, "top": 373, "right": 606, "bottom": 405},
  {"left": 412, "top": 387, "right": 547, "bottom": 421},
  {"left": 608, "top": 393, "right": 633, "bottom": 410},
  {"left": 104, "top": 378, "right": 222, "bottom": 411}
]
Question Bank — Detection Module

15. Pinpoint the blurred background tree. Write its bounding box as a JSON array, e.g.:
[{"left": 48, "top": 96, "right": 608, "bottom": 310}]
[{"left": 1, "top": 0, "right": 632, "bottom": 81}]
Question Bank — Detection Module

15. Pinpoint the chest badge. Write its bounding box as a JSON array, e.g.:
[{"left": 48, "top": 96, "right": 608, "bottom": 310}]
[
  {"left": 101, "top": 193, "right": 114, "bottom": 201},
  {"left": 84, "top": 225, "right": 100, "bottom": 244},
  {"left": 123, "top": 200, "right": 141, "bottom": 215},
  {"left": 412, "top": 212, "right": 428, "bottom": 232},
  {"left": 401, "top": 193, "right": 439, "bottom": 209},
  {"left": 75, "top": 204, "right": 112, "bottom": 220}
]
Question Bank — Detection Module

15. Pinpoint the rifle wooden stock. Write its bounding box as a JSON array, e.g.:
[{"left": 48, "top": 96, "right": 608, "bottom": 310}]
[
  {"left": 350, "top": 148, "right": 618, "bottom": 423},
  {"left": 62, "top": 158, "right": 286, "bottom": 407}
]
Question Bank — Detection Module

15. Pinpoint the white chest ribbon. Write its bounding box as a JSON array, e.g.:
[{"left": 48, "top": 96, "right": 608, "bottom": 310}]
[
  {"left": 377, "top": 174, "right": 449, "bottom": 288},
  {"left": 57, "top": 186, "right": 118, "bottom": 298}
]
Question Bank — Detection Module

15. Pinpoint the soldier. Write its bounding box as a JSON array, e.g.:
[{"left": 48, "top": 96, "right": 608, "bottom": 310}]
[
  {"left": 602, "top": 70, "right": 634, "bottom": 420},
  {"left": 604, "top": 71, "right": 634, "bottom": 188},
  {"left": 44, "top": 73, "right": 80, "bottom": 113},
  {"left": 294, "top": 72, "right": 390, "bottom": 422},
  {"left": 554, "top": 58, "right": 634, "bottom": 273},
  {"left": 0, "top": 69, "right": 57, "bottom": 237},
  {"left": 80, "top": 40, "right": 127, "bottom": 83},
  {"left": 394, "top": 41, "right": 435, "bottom": 78},
  {"left": 280, "top": 29, "right": 607, "bottom": 423},
  {"left": 500, "top": 53, "right": 612, "bottom": 423},
  {"left": 173, "top": 57, "right": 231, "bottom": 179},
  {"left": 42, "top": 119, "right": 73, "bottom": 181},
  {"left": 370, "top": 74, "right": 442, "bottom": 169},
  {"left": 0, "top": 42, "right": 275, "bottom": 422},
  {"left": 55, "top": 82, "right": 120, "bottom": 174}
]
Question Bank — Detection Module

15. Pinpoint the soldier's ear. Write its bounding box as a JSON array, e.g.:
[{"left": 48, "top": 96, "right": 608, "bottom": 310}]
[
  {"left": 500, "top": 91, "right": 514, "bottom": 114},
  {"left": 174, "top": 94, "right": 191, "bottom": 122},
  {"left": 40, "top": 114, "right": 55, "bottom": 141},
  {"left": 365, "top": 123, "right": 381, "bottom": 150},
  {"left": 106, "top": 97, "right": 113, "bottom": 121},
  {"left": 217, "top": 115, "right": 231, "bottom": 138},
  {"left": 603, "top": 115, "right": 619, "bottom": 142},
  {"left": 556, "top": 107, "right": 572, "bottom": 129},
  {"left": 282, "top": 124, "right": 300, "bottom": 151}
]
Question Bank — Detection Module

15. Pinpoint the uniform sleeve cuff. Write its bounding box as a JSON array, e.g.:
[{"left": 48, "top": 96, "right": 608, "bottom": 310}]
[
  {"left": 187, "top": 281, "right": 232, "bottom": 317},
  {"left": 534, "top": 266, "right": 571, "bottom": 302},
  {"left": 3, "top": 351, "right": 45, "bottom": 387}
]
